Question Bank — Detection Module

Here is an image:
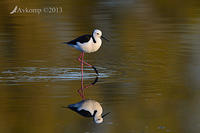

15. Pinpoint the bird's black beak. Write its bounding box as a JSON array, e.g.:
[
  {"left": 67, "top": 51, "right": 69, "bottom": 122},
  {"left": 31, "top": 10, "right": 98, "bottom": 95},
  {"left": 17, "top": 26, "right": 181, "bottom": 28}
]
[
  {"left": 102, "top": 112, "right": 111, "bottom": 118},
  {"left": 102, "top": 36, "right": 109, "bottom": 42}
]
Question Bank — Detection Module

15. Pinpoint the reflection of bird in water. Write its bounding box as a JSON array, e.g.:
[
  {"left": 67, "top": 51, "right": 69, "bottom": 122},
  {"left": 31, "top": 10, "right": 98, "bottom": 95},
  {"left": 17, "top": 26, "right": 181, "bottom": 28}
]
[
  {"left": 77, "top": 76, "right": 98, "bottom": 99},
  {"left": 63, "top": 99, "right": 110, "bottom": 124},
  {"left": 64, "top": 29, "right": 108, "bottom": 99}
]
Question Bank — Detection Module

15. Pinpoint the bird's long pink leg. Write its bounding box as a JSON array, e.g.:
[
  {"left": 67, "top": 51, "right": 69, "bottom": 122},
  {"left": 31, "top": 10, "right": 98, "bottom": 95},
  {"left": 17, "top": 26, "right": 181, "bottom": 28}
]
[
  {"left": 78, "top": 53, "right": 92, "bottom": 67},
  {"left": 81, "top": 52, "right": 84, "bottom": 90},
  {"left": 77, "top": 52, "right": 99, "bottom": 99},
  {"left": 77, "top": 52, "right": 85, "bottom": 99},
  {"left": 77, "top": 76, "right": 98, "bottom": 99},
  {"left": 77, "top": 53, "right": 99, "bottom": 75},
  {"left": 82, "top": 76, "right": 98, "bottom": 90}
]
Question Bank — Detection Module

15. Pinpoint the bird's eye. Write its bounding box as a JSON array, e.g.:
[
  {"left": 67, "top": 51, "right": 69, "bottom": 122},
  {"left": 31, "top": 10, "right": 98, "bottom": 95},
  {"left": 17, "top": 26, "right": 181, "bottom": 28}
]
[
  {"left": 97, "top": 119, "right": 100, "bottom": 121},
  {"left": 97, "top": 33, "right": 99, "bottom": 35}
]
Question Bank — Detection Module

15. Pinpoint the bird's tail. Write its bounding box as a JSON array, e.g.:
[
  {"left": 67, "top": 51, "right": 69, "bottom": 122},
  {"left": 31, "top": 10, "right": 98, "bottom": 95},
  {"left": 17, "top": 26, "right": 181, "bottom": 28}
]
[
  {"left": 63, "top": 42, "right": 75, "bottom": 47},
  {"left": 63, "top": 42, "right": 68, "bottom": 44},
  {"left": 62, "top": 105, "right": 77, "bottom": 112},
  {"left": 61, "top": 106, "right": 69, "bottom": 108},
  {"left": 62, "top": 104, "right": 76, "bottom": 109}
]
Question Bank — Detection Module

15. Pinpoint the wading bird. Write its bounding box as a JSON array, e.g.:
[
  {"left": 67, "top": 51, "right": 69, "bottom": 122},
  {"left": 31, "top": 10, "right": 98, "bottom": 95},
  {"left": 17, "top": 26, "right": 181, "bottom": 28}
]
[
  {"left": 64, "top": 29, "right": 108, "bottom": 99},
  {"left": 63, "top": 99, "right": 110, "bottom": 124}
]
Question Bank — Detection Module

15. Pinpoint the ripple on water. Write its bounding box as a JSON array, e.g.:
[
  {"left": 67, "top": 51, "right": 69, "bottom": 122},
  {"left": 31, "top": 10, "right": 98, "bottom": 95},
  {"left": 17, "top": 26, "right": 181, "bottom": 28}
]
[{"left": 0, "top": 67, "right": 114, "bottom": 83}]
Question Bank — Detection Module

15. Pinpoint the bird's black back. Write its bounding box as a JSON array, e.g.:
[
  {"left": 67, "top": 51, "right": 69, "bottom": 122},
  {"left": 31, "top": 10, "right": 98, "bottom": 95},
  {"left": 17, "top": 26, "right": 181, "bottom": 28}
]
[
  {"left": 68, "top": 106, "right": 93, "bottom": 117},
  {"left": 66, "top": 34, "right": 92, "bottom": 45}
]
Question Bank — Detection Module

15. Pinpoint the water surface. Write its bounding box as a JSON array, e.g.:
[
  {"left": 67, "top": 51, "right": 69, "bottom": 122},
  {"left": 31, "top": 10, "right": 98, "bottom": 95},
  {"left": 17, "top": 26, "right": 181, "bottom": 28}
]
[{"left": 1, "top": 0, "right": 200, "bottom": 133}]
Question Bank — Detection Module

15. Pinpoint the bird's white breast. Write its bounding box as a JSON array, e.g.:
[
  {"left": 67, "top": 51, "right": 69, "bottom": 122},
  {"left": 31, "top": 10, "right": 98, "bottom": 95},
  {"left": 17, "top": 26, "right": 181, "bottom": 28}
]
[
  {"left": 77, "top": 38, "right": 102, "bottom": 53},
  {"left": 78, "top": 100, "right": 103, "bottom": 116}
]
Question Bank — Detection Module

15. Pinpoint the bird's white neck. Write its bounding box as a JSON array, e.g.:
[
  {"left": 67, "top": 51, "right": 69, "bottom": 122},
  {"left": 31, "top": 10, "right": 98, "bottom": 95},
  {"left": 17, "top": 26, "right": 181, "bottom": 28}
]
[
  {"left": 94, "top": 115, "right": 103, "bottom": 124},
  {"left": 96, "top": 37, "right": 101, "bottom": 43},
  {"left": 89, "top": 36, "right": 102, "bottom": 52}
]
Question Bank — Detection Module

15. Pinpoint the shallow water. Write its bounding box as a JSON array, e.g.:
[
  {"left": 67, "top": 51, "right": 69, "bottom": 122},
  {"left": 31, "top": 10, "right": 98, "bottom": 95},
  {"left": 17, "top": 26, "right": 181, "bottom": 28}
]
[{"left": 1, "top": 0, "right": 200, "bottom": 133}]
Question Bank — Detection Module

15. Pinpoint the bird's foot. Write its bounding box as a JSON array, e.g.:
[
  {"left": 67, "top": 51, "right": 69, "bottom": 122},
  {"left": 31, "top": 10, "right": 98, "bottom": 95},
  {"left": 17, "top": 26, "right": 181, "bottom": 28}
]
[{"left": 92, "top": 66, "right": 99, "bottom": 76}]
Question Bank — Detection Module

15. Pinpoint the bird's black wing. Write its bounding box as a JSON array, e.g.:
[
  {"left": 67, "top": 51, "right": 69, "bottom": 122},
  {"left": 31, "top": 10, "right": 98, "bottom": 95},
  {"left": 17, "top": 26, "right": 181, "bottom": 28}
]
[
  {"left": 66, "top": 34, "right": 92, "bottom": 45},
  {"left": 78, "top": 109, "right": 93, "bottom": 117},
  {"left": 68, "top": 106, "right": 93, "bottom": 117}
]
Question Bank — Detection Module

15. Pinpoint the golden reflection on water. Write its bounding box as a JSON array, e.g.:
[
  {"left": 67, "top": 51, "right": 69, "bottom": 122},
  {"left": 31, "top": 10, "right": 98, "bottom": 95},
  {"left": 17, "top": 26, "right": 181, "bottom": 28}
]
[{"left": 0, "top": 0, "right": 200, "bottom": 133}]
